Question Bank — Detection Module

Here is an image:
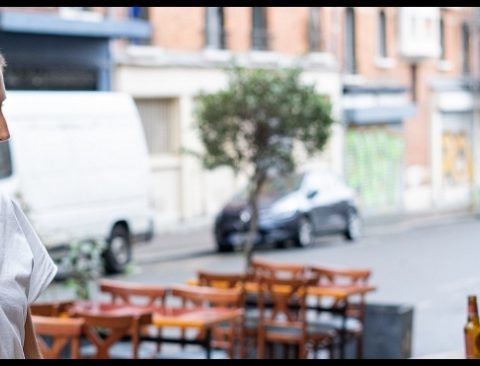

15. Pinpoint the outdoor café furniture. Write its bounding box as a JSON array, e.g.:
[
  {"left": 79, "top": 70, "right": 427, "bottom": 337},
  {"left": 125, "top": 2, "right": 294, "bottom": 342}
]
[
  {"left": 303, "top": 283, "right": 375, "bottom": 358},
  {"left": 245, "top": 278, "right": 376, "bottom": 359},
  {"left": 196, "top": 270, "right": 255, "bottom": 358},
  {"left": 68, "top": 301, "right": 153, "bottom": 359},
  {"left": 98, "top": 281, "right": 244, "bottom": 359},
  {"left": 99, "top": 279, "right": 168, "bottom": 307},
  {"left": 308, "top": 265, "right": 372, "bottom": 358},
  {"left": 99, "top": 279, "right": 168, "bottom": 355},
  {"left": 169, "top": 284, "right": 244, "bottom": 359},
  {"left": 197, "top": 270, "right": 247, "bottom": 289},
  {"left": 30, "top": 300, "right": 75, "bottom": 317},
  {"left": 191, "top": 259, "right": 376, "bottom": 359},
  {"left": 32, "top": 315, "right": 85, "bottom": 359},
  {"left": 256, "top": 275, "right": 309, "bottom": 359},
  {"left": 248, "top": 257, "right": 307, "bottom": 280}
]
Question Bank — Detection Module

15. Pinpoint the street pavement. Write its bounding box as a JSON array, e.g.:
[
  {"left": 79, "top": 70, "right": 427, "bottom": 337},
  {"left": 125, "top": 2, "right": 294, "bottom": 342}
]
[{"left": 41, "top": 209, "right": 479, "bottom": 358}]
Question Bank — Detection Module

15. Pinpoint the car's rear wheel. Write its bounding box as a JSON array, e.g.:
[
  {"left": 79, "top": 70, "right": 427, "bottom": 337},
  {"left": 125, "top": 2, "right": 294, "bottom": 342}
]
[
  {"left": 345, "top": 210, "right": 362, "bottom": 241},
  {"left": 294, "top": 216, "right": 314, "bottom": 248}
]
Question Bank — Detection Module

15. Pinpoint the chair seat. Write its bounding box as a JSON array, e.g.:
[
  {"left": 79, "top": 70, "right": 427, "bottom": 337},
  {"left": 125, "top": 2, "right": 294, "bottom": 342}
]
[
  {"left": 264, "top": 325, "right": 303, "bottom": 342},
  {"left": 216, "top": 308, "right": 259, "bottom": 330},
  {"left": 242, "top": 308, "right": 260, "bottom": 330},
  {"left": 307, "top": 317, "right": 362, "bottom": 336}
]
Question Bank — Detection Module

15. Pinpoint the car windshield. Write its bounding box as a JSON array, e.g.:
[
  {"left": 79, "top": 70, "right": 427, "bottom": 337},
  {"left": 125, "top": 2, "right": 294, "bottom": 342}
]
[
  {"left": 232, "top": 172, "right": 304, "bottom": 202},
  {"left": 259, "top": 173, "right": 304, "bottom": 199}
]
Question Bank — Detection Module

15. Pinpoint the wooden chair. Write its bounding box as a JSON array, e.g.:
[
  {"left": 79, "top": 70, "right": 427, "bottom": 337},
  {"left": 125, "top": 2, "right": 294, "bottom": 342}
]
[
  {"left": 307, "top": 265, "right": 372, "bottom": 358},
  {"left": 170, "top": 285, "right": 244, "bottom": 359},
  {"left": 32, "top": 315, "right": 84, "bottom": 359},
  {"left": 249, "top": 258, "right": 307, "bottom": 280},
  {"left": 256, "top": 275, "right": 309, "bottom": 359},
  {"left": 72, "top": 312, "right": 136, "bottom": 359},
  {"left": 197, "top": 270, "right": 254, "bottom": 358},
  {"left": 30, "top": 300, "right": 75, "bottom": 317},
  {"left": 197, "top": 270, "right": 246, "bottom": 290},
  {"left": 99, "top": 279, "right": 167, "bottom": 307},
  {"left": 99, "top": 279, "right": 167, "bottom": 357}
]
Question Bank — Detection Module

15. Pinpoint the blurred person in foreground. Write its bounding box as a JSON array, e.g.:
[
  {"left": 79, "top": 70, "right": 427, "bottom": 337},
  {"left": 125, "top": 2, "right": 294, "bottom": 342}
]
[{"left": 0, "top": 53, "right": 57, "bottom": 358}]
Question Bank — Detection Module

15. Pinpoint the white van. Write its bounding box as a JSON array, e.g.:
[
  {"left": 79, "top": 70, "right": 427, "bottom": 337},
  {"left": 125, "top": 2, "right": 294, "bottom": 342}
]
[{"left": 0, "top": 91, "right": 155, "bottom": 274}]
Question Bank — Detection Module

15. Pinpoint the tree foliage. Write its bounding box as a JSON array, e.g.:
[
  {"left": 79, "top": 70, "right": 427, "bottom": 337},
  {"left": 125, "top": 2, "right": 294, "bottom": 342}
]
[{"left": 195, "top": 66, "right": 335, "bottom": 268}]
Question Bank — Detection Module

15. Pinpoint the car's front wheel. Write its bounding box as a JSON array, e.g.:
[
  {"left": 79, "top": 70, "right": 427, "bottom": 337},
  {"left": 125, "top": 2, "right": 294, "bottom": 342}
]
[
  {"left": 216, "top": 238, "right": 234, "bottom": 253},
  {"left": 345, "top": 210, "right": 362, "bottom": 241},
  {"left": 294, "top": 216, "right": 314, "bottom": 248}
]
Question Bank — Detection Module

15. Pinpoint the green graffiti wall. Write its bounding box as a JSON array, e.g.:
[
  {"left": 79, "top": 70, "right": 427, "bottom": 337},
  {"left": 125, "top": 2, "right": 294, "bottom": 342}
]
[{"left": 345, "top": 126, "right": 404, "bottom": 213}]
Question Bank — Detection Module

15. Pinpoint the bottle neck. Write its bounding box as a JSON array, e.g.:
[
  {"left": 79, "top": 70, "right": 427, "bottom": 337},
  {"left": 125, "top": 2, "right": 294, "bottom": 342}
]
[{"left": 468, "top": 299, "right": 480, "bottom": 324}]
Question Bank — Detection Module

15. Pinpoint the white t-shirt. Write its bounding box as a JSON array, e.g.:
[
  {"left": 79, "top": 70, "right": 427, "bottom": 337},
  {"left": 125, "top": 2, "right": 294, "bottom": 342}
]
[{"left": 0, "top": 194, "right": 57, "bottom": 359}]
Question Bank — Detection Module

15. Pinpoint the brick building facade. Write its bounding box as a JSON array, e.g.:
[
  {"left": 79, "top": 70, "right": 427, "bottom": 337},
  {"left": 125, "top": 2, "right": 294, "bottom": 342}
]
[
  {"left": 114, "top": 7, "right": 478, "bottom": 221},
  {"left": 2, "top": 7, "right": 476, "bottom": 227}
]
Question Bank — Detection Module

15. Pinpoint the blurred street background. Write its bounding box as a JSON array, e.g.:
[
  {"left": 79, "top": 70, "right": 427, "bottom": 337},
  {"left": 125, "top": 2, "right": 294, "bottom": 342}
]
[{"left": 1, "top": 6, "right": 480, "bottom": 359}]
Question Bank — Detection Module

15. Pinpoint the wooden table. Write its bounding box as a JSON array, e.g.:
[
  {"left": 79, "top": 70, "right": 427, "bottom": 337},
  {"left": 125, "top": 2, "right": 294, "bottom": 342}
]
[
  {"left": 69, "top": 300, "right": 243, "bottom": 359},
  {"left": 68, "top": 301, "right": 154, "bottom": 359},
  {"left": 144, "top": 306, "right": 244, "bottom": 359}
]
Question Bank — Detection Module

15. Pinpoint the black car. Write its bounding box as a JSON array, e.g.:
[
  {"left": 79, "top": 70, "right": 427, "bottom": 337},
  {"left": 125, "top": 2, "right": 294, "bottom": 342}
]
[{"left": 214, "top": 168, "right": 362, "bottom": 252}]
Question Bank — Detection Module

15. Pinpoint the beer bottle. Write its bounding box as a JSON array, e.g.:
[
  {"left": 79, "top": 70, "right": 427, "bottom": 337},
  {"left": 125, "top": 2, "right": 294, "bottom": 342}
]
[{"left": 464, "top": 295, "right": 480, "bottom": 359}]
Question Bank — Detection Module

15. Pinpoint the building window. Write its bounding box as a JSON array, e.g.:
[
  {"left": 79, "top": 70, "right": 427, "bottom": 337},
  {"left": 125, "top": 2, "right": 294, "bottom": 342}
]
[
  {"left": 308, "top": 7, "right": 321, "bottom": 52},
  {"left": 345, "top": 7, "right": 357, "bottom": 74},
  {"left": 4, "top": 65, "right": 97, "bottom": 91},
  {"left": 439, "top": 16, "right": 445, "bottom": 60},
  {"left": 205, "top": 7, "right": 226, "bottom": 49},
  {"left": 252, "top": 7, "right": 268, "bottom": 50},
  {"left": 378, "top": 10, "right": 387, "bottom": 58},
  {"left": 135, "top": 98, "right": 179, "bottom": 155},
  {"left": 129, "top": 7, "right": 149, "bottom": 20},
  {"left": 462, "top": 22, "right": 470, "bottom": 74},
  {"left": 129, "top": 7, "right": 150, "bottom": 45}
]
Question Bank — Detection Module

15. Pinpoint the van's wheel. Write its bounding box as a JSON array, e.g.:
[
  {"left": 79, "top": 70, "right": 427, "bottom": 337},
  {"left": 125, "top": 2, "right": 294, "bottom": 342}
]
[
  {"left": 294, "top": 216, "right": 314, "bottom": 248},
  {"left": 104, "top": 225, "right": 132, "bottom": 274}
]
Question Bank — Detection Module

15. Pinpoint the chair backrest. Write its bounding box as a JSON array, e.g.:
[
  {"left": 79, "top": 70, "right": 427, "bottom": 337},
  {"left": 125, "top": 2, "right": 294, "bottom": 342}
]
[
  {"left": 308, "top": 265, "right": 371, "bottom": 286},
  {"left": 99, "top": 279, "right": 167, "bottom": 307},
  {"left": 31, "top": 301, "right": 75, "bottom": 317},
  {"left": 256, "top": 275, "right": 308, "bottom": 330},
  {"left": 308, "top": 265, "right": 372, "bottom": 319},
  {"left": 32, "top": 315, "right": 84, "bottom": 359},
  {"left": 170, "top": 284, "right": 243, "bottom": 309},
  {"left": 197, "top": 270, "right": 246, "bottom": 290},
  {"left": 73, "top": 312, "right": 135, "bottom": 359},
  {"left": 249, "top": 258, "right": 307, "bottom": 280}
]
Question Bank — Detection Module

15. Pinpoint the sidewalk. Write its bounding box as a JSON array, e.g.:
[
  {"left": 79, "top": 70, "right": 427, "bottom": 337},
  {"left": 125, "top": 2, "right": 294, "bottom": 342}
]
[{"left": 362, "top": 208, "right": 476, "bottom": 236}]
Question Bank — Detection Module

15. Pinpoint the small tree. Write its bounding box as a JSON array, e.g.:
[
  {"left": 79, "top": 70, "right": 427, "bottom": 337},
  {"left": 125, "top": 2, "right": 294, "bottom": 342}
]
[{"left": 195, "top": 66, "right": 335, "bottom": 269}]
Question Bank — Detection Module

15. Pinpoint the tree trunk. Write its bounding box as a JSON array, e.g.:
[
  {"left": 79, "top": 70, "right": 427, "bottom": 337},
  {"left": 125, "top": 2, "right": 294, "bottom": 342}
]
[{"left": 244, "top": 173, "right": 266, "bottom": 271}]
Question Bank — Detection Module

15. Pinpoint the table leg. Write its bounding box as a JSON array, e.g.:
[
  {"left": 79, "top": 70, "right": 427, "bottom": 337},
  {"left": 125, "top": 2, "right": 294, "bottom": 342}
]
[
  {"left": 205, "top": 327, "right": 212, "bottom": 359},
  {"left": 339, "top": 301, "right": 347, "bottom": 359}
]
